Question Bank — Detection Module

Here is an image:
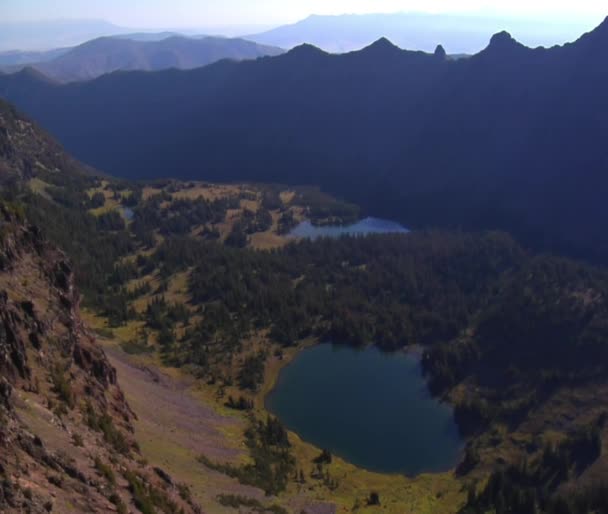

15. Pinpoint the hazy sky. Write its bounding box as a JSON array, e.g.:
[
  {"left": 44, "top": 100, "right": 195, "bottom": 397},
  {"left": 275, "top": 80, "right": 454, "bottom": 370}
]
[{"left": 2, "top": 0, "right": 606, "bottom": 28}]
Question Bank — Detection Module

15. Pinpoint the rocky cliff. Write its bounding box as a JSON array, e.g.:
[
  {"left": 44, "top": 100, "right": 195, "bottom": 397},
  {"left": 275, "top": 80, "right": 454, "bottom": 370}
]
[{"left": 0, "top": 202, "right": 201, "bottom": 513}]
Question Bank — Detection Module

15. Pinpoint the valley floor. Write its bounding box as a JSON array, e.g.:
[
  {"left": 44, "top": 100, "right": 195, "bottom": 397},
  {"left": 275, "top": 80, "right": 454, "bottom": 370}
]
[{"left": 87, "top": 311, "right": 465, "bottom": 514}]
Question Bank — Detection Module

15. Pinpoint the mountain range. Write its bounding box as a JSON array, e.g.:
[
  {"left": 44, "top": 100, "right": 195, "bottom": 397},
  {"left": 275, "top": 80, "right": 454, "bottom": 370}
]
[
  {"left": 1, "top": 35, "right": 283, "bottom": 82},
  {"left": 248, "top": 12, "right": 599, "bottom": 53},
  {"left": 0, "top": 32, "right": 193, "bottom": 68},
  {"left": 1, "top": 18, "right": 608, "bottom": 262}
]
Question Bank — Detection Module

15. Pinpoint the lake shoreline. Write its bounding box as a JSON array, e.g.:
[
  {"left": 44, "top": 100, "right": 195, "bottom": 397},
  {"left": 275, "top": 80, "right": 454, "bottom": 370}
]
[{"left": 262, "top": 342, "right": 464, "bottom": 477}]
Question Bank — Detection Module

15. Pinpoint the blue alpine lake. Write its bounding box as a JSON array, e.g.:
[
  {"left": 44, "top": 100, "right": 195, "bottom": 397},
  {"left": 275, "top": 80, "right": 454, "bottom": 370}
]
[
  {"left": 265, "top": 344, "right": 463, "bottom": 476},
  {"left": 289, "top": 217, "right": 408, "bottom": 239}
]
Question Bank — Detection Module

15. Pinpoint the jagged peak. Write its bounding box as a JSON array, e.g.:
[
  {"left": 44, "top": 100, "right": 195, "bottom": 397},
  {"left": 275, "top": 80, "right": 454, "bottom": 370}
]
[
  {"left": 478, "top": 30, "right": 526, "bottom": 57},
  {"left": 363, "top": 37, "right": 401, "bottom": 53},
  {"left": 434, "top": 44, "right": 447, "bottom": 59},
  {"left": 489, "top": 31, "right": 517, "bottom": 48}
]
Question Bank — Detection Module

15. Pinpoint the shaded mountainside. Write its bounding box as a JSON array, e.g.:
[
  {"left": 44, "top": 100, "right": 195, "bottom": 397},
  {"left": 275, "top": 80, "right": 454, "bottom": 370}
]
[
  {"left": 0, "top": 99, "right": 95, "bottom": 179},
  {"left": 2, "top": 19, "right": 608, "bottom": 261},
  {"left": 0, "top": 205, "right": 202, "bottom": 513},
  {"left": 2, "top": 36, "right": 284, "bottom": 82}
]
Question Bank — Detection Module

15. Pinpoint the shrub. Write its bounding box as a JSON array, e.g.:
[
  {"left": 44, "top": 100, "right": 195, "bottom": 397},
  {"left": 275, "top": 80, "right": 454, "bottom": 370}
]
[
  {"left": 94, "top": 456, "right": 116, "bottom": 486},
  {"left": 50, "top": 364, "right": 75, "bottom": 409}
]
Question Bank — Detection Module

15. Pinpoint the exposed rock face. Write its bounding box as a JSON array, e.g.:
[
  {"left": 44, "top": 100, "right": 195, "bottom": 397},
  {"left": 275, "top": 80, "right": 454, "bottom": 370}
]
[
  {"left": 0, "top": 204, "right": 115, "bottom": 389},
  {"left": 434, "top": 44, "right": 447, "bottom": 60},
  {"left": 0, "top": 203, "right": 201, "bottom": 513}
]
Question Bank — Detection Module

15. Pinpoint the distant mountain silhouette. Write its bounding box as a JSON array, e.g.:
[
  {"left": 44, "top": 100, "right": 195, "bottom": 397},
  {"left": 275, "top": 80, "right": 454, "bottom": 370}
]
[
  {"left": 2, "top": 19, "right": 608, "bottom": 261},
  {"left": 247, "top": 12, "right": 599, "bottom": 53},
  {"left": 0, "top": 33, "right": 196, "bottom": 70},
  {"left": 3, "top": 36, "right": 283, "bottom": 82}
]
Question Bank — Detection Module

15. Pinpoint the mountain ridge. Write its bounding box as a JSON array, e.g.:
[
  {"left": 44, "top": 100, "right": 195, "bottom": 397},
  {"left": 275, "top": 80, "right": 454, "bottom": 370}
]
[
  {"left": 1, "top": 21, "right": 608, "bottom": 262},
  {"left": 247, "top": 11, "right": 600, "bottom": 53},
  {"left": 2, "top": 35, "right": 283, "bottom": 82}
]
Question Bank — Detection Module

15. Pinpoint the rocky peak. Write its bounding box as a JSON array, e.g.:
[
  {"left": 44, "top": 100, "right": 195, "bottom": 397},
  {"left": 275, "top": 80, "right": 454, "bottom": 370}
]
[
  {"left": 489, "top": 31, "right": 518, "bottom": 50},
  {"left": 434, "top": 44, "right": 447, "bottom": 60},
  {"left": 363, "top": 37, "right": 401, "bottom": 54},
  {"left": 475, "top": 30, "right": 527, "bottom": 61}
]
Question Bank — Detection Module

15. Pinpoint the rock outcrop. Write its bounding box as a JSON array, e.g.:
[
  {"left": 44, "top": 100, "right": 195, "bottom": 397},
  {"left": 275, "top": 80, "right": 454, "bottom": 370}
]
[{"left": 0, "top": 202, "right": 201, "bottom": 513}]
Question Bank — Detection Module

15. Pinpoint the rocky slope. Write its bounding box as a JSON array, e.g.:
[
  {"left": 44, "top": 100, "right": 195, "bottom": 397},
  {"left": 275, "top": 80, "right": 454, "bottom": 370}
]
[{"left": 0, "top": 203, "right": 201, "bottom": 512}]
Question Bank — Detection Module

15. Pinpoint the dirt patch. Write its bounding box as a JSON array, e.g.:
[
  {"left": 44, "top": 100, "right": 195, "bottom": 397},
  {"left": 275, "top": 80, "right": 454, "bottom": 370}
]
[
  {"left": 103, "top": 345, "right": 267, "bottom": 512},
  {"left": 105, "top": 345, "right": 243, "bottom": 463}
]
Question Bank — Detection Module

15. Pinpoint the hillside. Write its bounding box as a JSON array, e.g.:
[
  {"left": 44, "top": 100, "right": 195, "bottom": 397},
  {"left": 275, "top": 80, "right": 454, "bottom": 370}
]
[
  {"left": 2, "top": 19, "right": 608, "bottom": 261},
  {"left": 2, "top": 36, "right": 283, "bottom": 82}
]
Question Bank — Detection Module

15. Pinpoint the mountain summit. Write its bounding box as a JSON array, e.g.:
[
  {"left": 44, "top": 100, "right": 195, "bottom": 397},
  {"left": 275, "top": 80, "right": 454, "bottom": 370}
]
[
  {"left": 363, "top": 37, "right": 401, "bottom": 52},
  {"left": 434, "top": 44, "right": 447, "bottom": 59}
]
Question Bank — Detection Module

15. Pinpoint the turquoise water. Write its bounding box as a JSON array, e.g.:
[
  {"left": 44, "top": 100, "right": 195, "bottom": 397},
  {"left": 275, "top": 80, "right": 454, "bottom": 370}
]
[
  {"left": 266, "top": 344, "right": 462, "bottom": 476},
  {"left": 289, "top": 217, "right": 408, "bottom": 239}
]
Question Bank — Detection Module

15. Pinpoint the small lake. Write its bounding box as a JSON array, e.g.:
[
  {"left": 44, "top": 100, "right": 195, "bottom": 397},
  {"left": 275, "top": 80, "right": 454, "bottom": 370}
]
[
  {"left": 289, "top": 217, "right": 408, "bottom": 240},
  {"left": 266, "top": 344, "right": 462, "bottom": 476}
]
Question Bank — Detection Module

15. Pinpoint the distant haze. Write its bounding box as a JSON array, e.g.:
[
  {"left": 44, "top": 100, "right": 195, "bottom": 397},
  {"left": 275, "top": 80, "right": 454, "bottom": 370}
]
[
  {"left": 2, "top": 0, "right": 606, "bottom": 27},
  {"left": 1, "top": 0, "right": 606, "bottom": 50},
  {"left": 0, "top": 20, "right": 131, "bottom": 51}
]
